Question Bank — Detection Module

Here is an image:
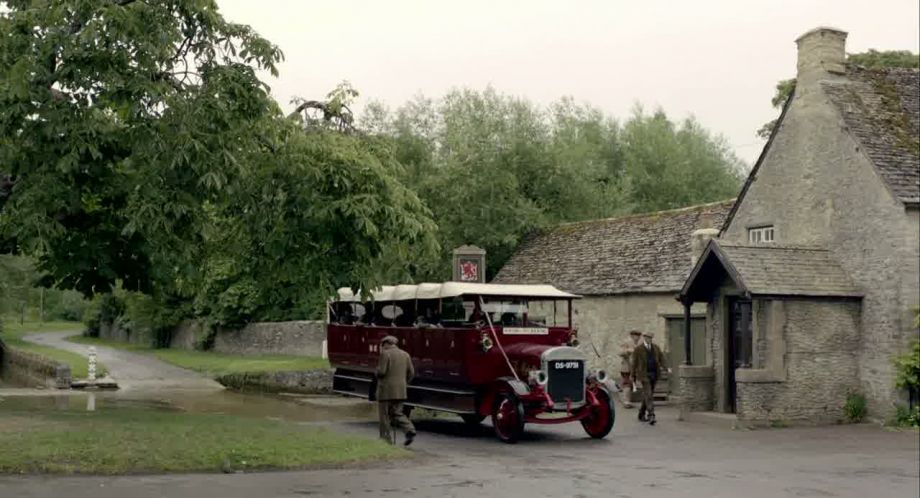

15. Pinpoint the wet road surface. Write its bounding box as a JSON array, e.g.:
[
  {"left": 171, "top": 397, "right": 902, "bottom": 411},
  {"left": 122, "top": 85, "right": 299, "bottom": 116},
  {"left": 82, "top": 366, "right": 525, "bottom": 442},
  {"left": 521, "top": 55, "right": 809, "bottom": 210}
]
[
  {"left": 22, "top": 331, "right": 222, "bottom": 391},
  {"left": 2, "top": 401, "right": 917, "bottom": 498}
]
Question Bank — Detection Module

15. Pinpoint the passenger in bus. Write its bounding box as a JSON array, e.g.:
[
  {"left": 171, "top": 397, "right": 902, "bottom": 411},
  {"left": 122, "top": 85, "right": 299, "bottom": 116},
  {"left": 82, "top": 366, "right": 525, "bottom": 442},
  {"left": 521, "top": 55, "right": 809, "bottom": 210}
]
[
  {"left": 394, "top": 308, "right": 415, "bottom": 327},
  {"left": 418, "top": 307, "right": 444, "bottom": 328}
]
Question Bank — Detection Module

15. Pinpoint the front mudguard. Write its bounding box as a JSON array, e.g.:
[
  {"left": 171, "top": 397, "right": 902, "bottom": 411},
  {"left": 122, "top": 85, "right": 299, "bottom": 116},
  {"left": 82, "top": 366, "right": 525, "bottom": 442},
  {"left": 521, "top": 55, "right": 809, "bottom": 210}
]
[{"left": 478, "top": 377, "right": 531, "bottom": 417}]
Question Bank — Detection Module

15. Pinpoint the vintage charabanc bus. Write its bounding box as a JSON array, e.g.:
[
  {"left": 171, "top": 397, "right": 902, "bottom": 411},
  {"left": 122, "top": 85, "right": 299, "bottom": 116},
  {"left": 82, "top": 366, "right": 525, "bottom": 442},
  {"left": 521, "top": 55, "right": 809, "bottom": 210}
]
[{"left": 327, "top": 282, "right": 616, "bottom": 443}]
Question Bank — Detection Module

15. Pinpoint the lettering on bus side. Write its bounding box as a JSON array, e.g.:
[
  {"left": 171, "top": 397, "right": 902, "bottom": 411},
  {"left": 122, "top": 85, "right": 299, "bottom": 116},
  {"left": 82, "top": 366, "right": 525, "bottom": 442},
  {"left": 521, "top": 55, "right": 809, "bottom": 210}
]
[{"left": 503, "top": 327, "right": 549, "bottom": 335}]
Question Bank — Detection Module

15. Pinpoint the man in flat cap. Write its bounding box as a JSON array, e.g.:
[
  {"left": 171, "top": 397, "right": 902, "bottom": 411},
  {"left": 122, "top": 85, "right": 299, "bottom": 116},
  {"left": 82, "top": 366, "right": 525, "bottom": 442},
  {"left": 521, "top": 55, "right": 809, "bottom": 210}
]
[
  {"left": 631, "top": 331, "right": 667, "bottom": 425},
  {"left": 618, "top": 330, "right": 643, "bottom": 408},
  {"left": 376, "top": 335, "right": 417, "bottom": 445}
]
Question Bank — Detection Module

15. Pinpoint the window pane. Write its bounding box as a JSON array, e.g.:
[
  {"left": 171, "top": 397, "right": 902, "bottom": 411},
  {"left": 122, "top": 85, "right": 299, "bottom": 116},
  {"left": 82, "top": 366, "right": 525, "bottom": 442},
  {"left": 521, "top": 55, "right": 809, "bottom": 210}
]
[
  {"left": 691, "top": 318, "right": 707, "bottom": 365},
  {"left": 666, "top": 317, "right": 706, "bottom": 365}
]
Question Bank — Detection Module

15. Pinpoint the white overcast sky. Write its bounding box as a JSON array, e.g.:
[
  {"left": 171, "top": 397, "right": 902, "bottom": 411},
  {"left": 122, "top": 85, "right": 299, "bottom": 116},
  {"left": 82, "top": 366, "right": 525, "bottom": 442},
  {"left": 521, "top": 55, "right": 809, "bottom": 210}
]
[{"left": 217, "top": 0, "right": 919, "bottom": 164}]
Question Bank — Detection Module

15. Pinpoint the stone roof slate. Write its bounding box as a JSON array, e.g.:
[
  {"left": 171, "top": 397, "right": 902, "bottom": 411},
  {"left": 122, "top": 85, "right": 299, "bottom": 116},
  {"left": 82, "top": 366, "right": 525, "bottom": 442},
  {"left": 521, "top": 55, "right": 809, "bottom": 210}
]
[
  {"left": 717, "top": 243, "right": 861, "bottom": 297},
  {"left": 822, "top": 66, "right": 920, "bottom": 204},
  {"left": 492, "top": 200, "right": 734, "bottom": 295}
]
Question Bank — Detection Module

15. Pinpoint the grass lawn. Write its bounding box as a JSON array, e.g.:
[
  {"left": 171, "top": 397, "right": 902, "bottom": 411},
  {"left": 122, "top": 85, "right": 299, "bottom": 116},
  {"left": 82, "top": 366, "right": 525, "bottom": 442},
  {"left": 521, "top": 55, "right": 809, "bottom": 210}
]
[
  {"left": 0, "top": 405, "right": 405, "bottom": 474},
  {"left": 0, "top": 320, "right": 103, "bottom": 378},
  {"left": 68, "top": 335, "right": 328, "bottom": 376}
]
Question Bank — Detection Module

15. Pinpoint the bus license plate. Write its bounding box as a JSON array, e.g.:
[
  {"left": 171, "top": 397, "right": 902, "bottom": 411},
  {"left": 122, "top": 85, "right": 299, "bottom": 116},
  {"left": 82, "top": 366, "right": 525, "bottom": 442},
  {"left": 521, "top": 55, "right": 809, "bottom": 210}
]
[{"left": 554, "top": 361, "right": 581, "bottom": 369}]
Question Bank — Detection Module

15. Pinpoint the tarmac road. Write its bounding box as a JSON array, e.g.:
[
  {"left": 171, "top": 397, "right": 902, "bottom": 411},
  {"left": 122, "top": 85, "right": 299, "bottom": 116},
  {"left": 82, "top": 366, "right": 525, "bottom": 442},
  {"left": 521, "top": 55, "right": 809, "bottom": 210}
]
[
  {"left": 2, "top": 403, "right": 918, "bottom": 498},
  {"left": 22, "top": 331, "right": 223, "bottom": 392}
]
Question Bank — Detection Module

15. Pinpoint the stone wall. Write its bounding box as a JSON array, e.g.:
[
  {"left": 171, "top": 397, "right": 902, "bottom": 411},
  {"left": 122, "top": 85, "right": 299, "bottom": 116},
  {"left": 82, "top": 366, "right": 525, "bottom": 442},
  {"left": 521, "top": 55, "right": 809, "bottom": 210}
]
[
  {"left": 168, "top": 320, "right": 326, "bottom": 357},
  {"left": 676, "top": 365, "right": 714, "bottom": 411},
  {"left": 0, "top": 340, "right": 71, "bottom": 388},
  {"left": 212, "top": 321, "right": 325, "bottom": 356},
  {"left": 99, "top": 320, "right": 155, "bottom": 346},
  {"left": 573, "top": 293, "right": 706, "bottom": 372},
  {"left": 215, "top": 369, "right": 333, "bottom": 394},
  {"left": 719, "top": 30, "right": 919, "bottom": 418},
  {"left": 169, "top": 321, "right": 207, "bottom": 350},
  {"left": 736, "top": 299, "right": 861, "bottom": 423}
]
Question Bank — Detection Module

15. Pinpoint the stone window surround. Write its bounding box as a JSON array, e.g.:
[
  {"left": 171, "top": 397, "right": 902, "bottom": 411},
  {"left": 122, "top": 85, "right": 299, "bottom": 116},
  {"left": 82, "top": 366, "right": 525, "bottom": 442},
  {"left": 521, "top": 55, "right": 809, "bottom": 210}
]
[{"left": 733, "top": 298, "right": 787, "bottom": 384}]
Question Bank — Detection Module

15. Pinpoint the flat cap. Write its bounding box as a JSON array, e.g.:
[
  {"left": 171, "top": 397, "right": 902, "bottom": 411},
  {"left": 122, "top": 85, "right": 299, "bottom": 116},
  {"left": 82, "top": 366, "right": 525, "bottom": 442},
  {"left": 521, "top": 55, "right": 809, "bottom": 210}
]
[{"left": 381, "top": 335, "right": 398, "bottom": 345}]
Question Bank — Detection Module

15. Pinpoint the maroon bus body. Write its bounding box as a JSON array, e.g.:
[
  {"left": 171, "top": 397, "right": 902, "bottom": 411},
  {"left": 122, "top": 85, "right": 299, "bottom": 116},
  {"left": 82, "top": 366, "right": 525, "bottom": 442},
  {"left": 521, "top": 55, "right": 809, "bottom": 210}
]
[
  {"left": 328, "top": 307, "right": 616, "bottom": 442},
  {"left": 327, "top": 323, "right": 571, "bottom": 384}
]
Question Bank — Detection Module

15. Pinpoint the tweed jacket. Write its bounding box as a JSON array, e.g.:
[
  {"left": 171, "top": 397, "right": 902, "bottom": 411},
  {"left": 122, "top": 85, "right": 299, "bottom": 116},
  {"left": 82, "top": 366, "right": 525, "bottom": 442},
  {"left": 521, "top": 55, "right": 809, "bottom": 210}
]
[
  {"left": 376, "top": 344, "right": 415, "bottom": 401},
  {"left": 630, "top": 341, "right": 667, "bottom": 383}
]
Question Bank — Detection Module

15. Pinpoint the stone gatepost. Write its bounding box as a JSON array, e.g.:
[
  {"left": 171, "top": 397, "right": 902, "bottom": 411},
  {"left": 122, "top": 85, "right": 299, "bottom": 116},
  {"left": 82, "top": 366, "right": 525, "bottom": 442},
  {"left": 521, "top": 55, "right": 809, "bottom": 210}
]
[{"left": 452, "top": 245, "right": 486, "bottom": 283}]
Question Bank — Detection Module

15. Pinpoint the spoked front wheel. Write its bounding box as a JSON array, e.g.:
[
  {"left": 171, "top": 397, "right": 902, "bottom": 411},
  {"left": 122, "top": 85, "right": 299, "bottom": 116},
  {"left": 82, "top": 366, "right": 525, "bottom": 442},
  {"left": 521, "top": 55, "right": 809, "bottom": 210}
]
[
  {"left": 581, "top": 388, "right": 615, "bottom": 439},
  {"left": 491, "top": 392, "right": 525, "bottom": 443}
]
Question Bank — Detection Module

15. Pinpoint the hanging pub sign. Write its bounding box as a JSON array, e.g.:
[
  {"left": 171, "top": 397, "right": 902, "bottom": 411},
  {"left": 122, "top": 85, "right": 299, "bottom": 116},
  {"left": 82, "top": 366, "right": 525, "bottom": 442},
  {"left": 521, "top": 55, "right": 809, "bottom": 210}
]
[{"left": 452, "top": 245, "right": 486, "bottom": 283}]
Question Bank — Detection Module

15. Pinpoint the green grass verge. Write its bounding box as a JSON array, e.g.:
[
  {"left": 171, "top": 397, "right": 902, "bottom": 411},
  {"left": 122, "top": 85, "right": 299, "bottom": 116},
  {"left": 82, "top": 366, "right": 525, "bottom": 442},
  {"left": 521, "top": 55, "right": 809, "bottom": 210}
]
[
  {"left": 0, "top": 320, "right": 103, "bottom": 378},
  {"left": 68, "top": 335, "right": 328, "bottom": 376},
  {"left": 0, "top": 406, "right": 405, "bottom": 474}
]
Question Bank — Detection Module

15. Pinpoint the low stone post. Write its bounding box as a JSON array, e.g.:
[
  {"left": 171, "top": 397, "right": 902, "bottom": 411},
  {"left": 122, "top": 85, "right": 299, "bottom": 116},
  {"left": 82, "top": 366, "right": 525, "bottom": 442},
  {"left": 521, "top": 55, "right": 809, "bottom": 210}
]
[{"left": 87, "top": 346, "right": 97, "bottom": 383}]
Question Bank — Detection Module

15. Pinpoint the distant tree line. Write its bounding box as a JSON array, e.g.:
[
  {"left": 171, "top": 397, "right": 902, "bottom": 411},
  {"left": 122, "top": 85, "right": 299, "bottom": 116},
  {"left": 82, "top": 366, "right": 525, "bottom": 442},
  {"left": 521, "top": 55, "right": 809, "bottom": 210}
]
[
  {"left": 364, "top": 90, "right": 745, "bottom": 279},
  {"left": 0, "top": 0, "right": 742, "bottom": 332}
]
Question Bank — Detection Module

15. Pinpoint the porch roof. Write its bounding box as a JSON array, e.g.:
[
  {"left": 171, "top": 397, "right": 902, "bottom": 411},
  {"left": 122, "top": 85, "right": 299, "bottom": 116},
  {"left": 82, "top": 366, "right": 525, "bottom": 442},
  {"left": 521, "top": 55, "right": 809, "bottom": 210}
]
[{"left": 679, "top": 241, "right": 863, "bottom": 302}]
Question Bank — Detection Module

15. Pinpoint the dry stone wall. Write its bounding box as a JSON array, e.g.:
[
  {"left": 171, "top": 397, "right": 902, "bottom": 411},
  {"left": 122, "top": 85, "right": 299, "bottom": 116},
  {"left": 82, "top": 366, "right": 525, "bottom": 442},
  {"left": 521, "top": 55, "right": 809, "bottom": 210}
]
[
  {"left": 169, "top": 320, "right": 326, "bottom": 357},
  {"left": 212, "top": 321, "right": 325, "bottom": 357},
  {"left": 0, "top": 340, "right": 71, "bottom": 388}
]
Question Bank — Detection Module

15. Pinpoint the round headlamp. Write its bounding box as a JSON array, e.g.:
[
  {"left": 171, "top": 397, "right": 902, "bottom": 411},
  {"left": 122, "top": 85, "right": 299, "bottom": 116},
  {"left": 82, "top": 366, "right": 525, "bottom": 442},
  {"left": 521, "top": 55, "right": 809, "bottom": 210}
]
[
  {"left": 595, "top": 369, "right": 608, "bottom": 383},
  {"left": 528, "top": 369, "right": 548, "bottom": 386}
]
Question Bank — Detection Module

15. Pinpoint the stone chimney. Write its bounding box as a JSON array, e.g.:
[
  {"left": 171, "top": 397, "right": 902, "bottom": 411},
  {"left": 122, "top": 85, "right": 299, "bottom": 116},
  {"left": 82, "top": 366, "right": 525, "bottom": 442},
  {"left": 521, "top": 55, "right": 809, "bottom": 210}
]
[
  {"left": 690, "top": 228, "right": 719, "bottom": 266},
  {"left": 795, "top": 27, "right": 848, "bottom": 87}
]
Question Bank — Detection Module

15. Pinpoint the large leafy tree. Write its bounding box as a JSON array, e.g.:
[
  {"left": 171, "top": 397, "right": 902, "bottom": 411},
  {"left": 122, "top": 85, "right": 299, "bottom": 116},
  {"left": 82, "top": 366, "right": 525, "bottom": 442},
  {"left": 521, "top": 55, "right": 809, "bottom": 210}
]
[
  {"left": 0, "top": 1, "right": 439, "bottom": 325},
  {"left": 757, "top": 50, "right": 920, "bottom": 138},
  {"left": 193, "top": 115, "right": 438, "bottom": 325},
  {"left": 0, "top": 0, "right": 283, "bottom": 295}
]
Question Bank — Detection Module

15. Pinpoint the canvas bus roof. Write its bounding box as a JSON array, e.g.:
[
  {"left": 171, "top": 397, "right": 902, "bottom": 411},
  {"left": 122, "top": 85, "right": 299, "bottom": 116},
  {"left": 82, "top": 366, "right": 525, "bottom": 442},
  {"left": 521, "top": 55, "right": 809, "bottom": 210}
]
[{"left": 335, "top": 282, "right": 579, "bottom": 302}]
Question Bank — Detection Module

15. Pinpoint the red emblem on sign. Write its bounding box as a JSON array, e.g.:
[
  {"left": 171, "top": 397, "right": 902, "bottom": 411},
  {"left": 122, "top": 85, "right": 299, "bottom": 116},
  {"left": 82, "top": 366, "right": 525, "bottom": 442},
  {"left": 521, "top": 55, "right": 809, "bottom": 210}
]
[{"left": 460, "top": 261, "right": 479, "bottom": 282}]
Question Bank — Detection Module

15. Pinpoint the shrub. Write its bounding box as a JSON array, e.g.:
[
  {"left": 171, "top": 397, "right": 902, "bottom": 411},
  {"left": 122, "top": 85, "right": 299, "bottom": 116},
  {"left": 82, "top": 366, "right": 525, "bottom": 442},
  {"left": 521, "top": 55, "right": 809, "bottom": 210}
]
[
  {"left": 893, "top": 340, "right": 920, "bottom": 393},
  {"left": 891, "top": 405, "right": 920, "bottom": 428},
  {"left": 82, "top": 292, "right": 126, "bottom": 338},
  {"left": 844, "top": 392, "right": 867, "bottom": 423},
  {"left": 46, "top": 291, "right": 88, "bottom": 321}
]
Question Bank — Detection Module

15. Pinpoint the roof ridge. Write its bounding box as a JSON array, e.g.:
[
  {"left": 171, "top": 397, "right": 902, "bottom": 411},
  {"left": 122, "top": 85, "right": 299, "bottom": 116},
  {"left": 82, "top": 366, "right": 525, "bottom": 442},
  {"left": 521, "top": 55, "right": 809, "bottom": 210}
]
[
  {"left": 846, "top": 64, "right": 920, "bottom": 74},
  {"left": 552, "top": 198, "right": 737, "bottom": 229}
]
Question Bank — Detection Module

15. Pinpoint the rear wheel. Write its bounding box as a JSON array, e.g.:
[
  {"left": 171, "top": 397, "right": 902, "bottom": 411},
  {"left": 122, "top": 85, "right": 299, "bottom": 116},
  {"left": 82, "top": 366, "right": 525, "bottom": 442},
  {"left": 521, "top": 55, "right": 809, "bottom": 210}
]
[
  {"left": 461, "top": 414, "right": 485, "bottom": 426},
  {"left": 581, "top": 388, "right": 615, "bottom": 439},
  {"left": 491, "top": 392, "right": 525, "bottom": 443}
]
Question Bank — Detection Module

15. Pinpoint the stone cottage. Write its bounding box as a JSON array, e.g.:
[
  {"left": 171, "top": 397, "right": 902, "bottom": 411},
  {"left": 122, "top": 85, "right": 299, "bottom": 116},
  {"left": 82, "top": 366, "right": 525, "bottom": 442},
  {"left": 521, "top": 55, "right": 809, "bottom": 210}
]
[
  {"left": 678, "top": 27, "right": 919, "bottom": 423},
  {"left": 493, "top": 200, "right": 734, "bottom": 395}
]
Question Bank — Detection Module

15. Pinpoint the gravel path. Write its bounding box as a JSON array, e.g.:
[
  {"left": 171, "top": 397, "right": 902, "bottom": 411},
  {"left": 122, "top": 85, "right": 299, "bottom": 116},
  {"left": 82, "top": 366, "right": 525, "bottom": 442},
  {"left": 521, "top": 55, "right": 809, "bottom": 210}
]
[{"left": 22, "top": 331, "right": 222, "bottom": 392}]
